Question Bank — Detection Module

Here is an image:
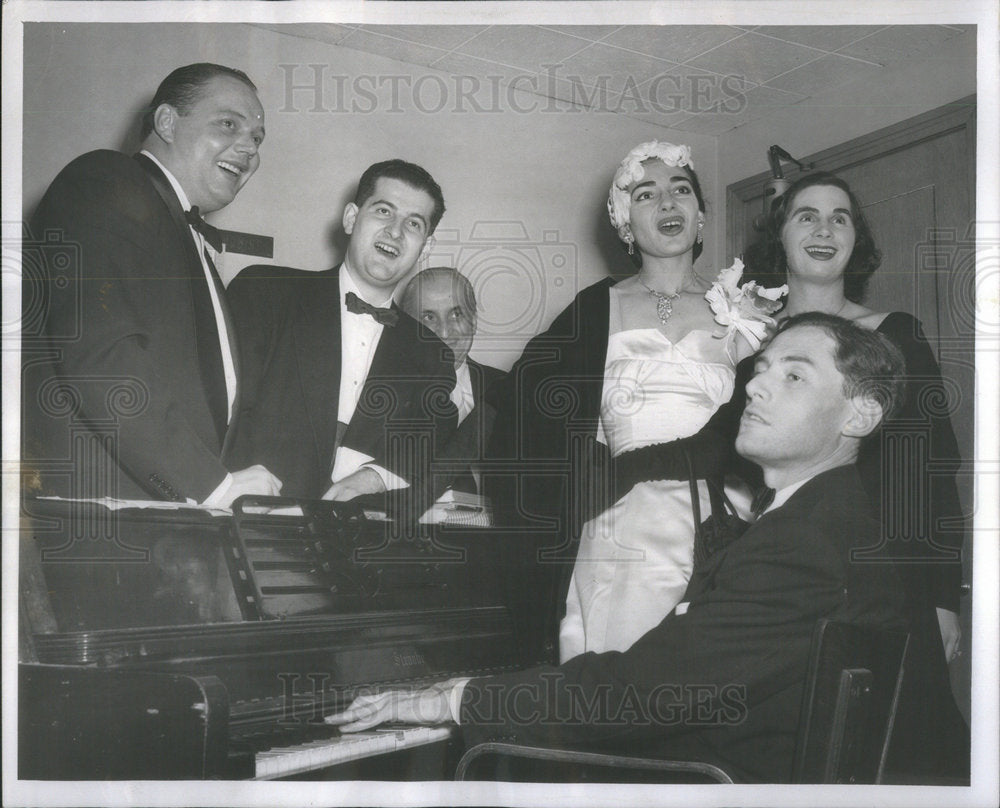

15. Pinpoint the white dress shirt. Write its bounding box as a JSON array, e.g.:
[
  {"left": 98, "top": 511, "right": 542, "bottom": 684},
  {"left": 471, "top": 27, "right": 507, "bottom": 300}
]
[
  {"left": 451, "top": 360, "right": 475, "bottom": 425},
  {"left": 331, "top": 266, "right": 406, "bottom": 491},
  {"left": 761, "top": 477, "right": 811, "bottom": 517},
  {"left": 140, "top": 151, "right": 235, "bottom": 506}
]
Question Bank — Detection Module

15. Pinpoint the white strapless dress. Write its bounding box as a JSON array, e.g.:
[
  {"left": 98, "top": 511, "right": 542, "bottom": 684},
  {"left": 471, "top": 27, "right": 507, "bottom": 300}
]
[{"left": 559, "top": 295, "right": 740, "bottom": 662}]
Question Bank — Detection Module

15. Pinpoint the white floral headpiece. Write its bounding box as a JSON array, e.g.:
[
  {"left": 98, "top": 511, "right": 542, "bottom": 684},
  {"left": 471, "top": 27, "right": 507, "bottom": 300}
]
[{"left": 607, "top": 141, "right": 694, "bottom": 241}]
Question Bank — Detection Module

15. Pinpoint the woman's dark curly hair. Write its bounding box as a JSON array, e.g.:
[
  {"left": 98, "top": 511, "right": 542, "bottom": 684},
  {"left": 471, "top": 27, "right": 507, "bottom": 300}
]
[{"left": 742, "top": 171, "right": 881, "bottom": 303}]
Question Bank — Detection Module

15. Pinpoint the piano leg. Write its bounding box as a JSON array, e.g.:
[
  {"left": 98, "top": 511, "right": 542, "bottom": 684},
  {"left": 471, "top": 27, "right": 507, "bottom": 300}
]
[{"left": 19, "top": 663, "right": 229, "bottom": 779}]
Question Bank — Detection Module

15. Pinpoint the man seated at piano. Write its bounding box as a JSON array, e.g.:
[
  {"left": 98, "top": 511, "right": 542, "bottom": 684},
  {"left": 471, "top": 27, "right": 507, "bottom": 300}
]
[
  {"left": 399, "top": 267, "right": 505, "bottom": 497},
  {"left": 227, "top": 160, "right": 458, "bottom": 513},
  {"left": 327, "top": 313, "right": 920, "bottom": 783}
]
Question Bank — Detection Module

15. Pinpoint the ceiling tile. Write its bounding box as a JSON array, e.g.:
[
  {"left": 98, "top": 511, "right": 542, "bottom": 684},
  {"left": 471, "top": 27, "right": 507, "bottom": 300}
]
[
  {"left": 535, "top": 76, "right": 614, "bottom": 111},
  {"left": 245, "top": 23, "right": 959, "bottom": 136},
  {"left": 558, "top": 43, "right": 679, "bottom": 94},
  {"left": 766, "top": 53, "right": 885, "bottom": 96},
  {"left": 618, "top": 105, "right": 696, "bottom": 131},
  {"left": 356, "top": 25, "right": 488, "bottom": 51},
  {"left": 339, "top": 28, "right": 451, "bottom": 67},
  {"left": 837, "top": 25, "right": 964, "bottom": 65},
  {"left": 673, "top": 112, "right": 743, "bottom": 136},
  {"left": 247, "top": 23, "right": 356, "bottom": 47},
  {"left": 601, "top": 25, "right": 745, "bottom": 64},
  {"left": 455, "top": 26, "right": 595, "bottom": 71},
  {"left": 718, "top": 84, "right": 807, "bottom": 127},
  {"left": 752, "top": 26, "right": 887, "bottom": 52},
  {"left": 428, "top": 51, "right": 534, "bottom": 86},
  {"left": 537, "top": 25, "right": 623, "bottom": 43},
  {"left": 644, "top": 64, "right": 753, "bottom": 116},
  {"left": 687, "top": 32, "right": 819, "bottom": 84},
  {"left": 678, "top": 83, "right": 805, "bottom": 135}
]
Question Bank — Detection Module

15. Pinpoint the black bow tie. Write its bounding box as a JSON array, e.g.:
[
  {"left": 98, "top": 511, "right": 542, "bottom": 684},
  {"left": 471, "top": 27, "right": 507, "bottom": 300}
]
[
  {"left": 751, "top": 486, "right": 776, "bottom": 519},
  {"left": 185, "top": 206, "right": 223, "bottom": 252},
  {"left": 345, "top": 291, "right": 398, "bottom": 327}
]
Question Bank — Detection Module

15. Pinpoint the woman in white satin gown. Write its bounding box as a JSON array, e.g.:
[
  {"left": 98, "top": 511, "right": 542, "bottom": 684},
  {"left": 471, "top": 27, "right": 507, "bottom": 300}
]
[{"left": 558, "top": 142, "right": 775, "bottom": 662}]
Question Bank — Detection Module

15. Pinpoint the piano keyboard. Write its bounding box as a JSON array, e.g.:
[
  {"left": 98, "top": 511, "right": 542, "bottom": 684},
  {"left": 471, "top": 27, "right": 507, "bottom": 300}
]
[{"left": 253, "top": 725, "right": 453, "bottom": 779}]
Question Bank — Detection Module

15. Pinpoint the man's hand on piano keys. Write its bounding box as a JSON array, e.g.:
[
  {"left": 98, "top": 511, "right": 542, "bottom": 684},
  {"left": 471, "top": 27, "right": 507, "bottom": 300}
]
[{"left": 325, "top": 681, "right": 456, "bottom": 732}]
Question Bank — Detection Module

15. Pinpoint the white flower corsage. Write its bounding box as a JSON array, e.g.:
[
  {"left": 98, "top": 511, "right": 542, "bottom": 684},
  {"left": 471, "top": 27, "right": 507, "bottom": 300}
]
[{"left": 704, "top": 258, "right": 788, "bottom": 352}]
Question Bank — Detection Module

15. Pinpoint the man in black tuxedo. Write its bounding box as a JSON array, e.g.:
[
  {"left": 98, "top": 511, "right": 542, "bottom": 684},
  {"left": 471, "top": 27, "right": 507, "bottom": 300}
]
[
  {"left": 227, "top": 161, "right": 457, "bottom": 507},
  {"left": 23, "top": 63, "right": 280, "bottom": 506},
  {"left": 399, "top": 267, "right": 505, "bottom": 496},
  {"left": 327, "top": 313, "right": 923, "bottom": 783}
]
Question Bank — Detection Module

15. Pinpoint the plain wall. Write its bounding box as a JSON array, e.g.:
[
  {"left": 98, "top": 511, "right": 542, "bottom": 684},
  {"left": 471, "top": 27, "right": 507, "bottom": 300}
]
[{"left": 21, "top": 22, "right": 721, "bottom": 370}]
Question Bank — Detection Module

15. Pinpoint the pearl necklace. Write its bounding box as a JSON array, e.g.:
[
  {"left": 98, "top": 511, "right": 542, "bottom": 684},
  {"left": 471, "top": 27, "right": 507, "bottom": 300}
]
[{"left": 637, "top": 277, "right": 685, "bottom": 324}]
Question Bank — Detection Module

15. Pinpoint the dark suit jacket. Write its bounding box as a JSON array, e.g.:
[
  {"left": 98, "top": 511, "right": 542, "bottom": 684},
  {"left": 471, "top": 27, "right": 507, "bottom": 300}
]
[
  {"left": 436, "top": 358, "right": 505, "bottom": 495},
  {"left": 458, "top": 464, "right": 908, "bottom": 783},
  {"left": 227, "top": 265, "right": 458, "bottom": 502},
  {"left": 22, "top": 150, "right": 233, "bottom": 502}
]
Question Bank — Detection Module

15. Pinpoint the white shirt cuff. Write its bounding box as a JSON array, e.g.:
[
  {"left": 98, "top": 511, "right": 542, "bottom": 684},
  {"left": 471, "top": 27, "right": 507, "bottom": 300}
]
[
  {"left": 448, "top": 678, "right": 473, "bottom": 724},
  {"left": 364, "top": 463, "right": 409, "bottom": 492},
  {"left": 200, "top": 472, "right": 234, "bottom": 508},
  {"left": 332, "top": 446, "right": 410, "bottom": 492}
]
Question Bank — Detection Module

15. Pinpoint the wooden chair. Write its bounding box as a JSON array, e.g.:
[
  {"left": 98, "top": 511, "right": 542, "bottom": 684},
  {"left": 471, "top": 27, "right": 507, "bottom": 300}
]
[{"left": 455, "top": 619, "right": 909, "bottom": 784}]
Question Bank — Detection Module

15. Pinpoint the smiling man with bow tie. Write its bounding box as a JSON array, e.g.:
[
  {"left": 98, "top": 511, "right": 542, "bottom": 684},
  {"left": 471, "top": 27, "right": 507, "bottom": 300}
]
[
  {"left": 23, "top": 63, "right": 282, "bottom": 507},
  {"left": 227, "top": 160, "right": 457, "bottom": 506}
]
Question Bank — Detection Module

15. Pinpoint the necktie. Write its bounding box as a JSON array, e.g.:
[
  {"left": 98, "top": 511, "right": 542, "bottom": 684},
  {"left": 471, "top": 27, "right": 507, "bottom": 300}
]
[
  {"left": 185, "top": 206, "right": 224, "bottom": 252},
  {"left": 751, "top": 486, "right": 776, "bottom": 519},
  {"left": 345, "top": 291, "right": 398, "bottom": 327}
]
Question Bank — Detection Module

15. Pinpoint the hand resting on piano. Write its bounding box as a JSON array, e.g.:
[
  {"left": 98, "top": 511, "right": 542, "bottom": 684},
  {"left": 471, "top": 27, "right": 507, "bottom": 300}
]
[{"left": 326, "top": 678, "right": 468, "bottom": 732}]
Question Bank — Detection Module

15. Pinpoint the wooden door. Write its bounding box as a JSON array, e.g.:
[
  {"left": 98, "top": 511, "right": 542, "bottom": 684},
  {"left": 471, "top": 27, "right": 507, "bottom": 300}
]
[{"left": 727, "top": 99, "right": 976, "bottom": 721}]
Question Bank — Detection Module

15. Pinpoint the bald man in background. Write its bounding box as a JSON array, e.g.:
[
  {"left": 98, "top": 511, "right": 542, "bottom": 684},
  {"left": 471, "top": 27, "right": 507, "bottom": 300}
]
[{"left": 400, "top": 267, "right": 505, "bottom": 496}]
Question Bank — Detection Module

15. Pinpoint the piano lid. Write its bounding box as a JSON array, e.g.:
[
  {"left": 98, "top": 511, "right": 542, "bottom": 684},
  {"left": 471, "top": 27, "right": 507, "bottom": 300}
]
[
  {"left": 21, "top": 497, "right": 244, "bottom": 634},
  {"left": 20, "top": 494, "right": 546, "bottom": 628},
  {"left": 21, "top": 495, "right": 563, "bottom": 674}
]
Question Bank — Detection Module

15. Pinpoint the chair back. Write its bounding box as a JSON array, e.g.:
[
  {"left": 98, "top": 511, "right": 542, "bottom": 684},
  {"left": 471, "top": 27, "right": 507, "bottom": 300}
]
[{"left": 792, "top": 619, "right": 909, "bottom": 784}]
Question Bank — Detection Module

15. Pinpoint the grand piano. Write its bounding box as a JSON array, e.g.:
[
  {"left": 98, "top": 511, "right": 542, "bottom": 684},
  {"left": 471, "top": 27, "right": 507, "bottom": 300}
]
[{"left": 18, "top": 495, "right": 565, "bottom": 780}]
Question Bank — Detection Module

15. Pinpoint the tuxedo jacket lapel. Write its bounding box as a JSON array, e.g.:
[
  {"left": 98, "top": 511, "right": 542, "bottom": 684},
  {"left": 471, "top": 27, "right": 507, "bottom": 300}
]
[
  {"left": 465, "top": 360, "right": 498, "bottom": 459},
  {"left": 135, "top": 152, "right": 231, "bottom": 447},
  {"left": 293, "top": 274, "right": 342, "bottom": 471},
  {"left": 135, "top": 154, "right": 203, "bottom": 282},
  {"left": 684, "top": 479, "right": 825, "bottom": 603},
  {"left": 344, "top": 302, "right": 405, "bottom": 453},
  {"left": 365, "top": 302, "right": 408, "bottom": 378}
]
